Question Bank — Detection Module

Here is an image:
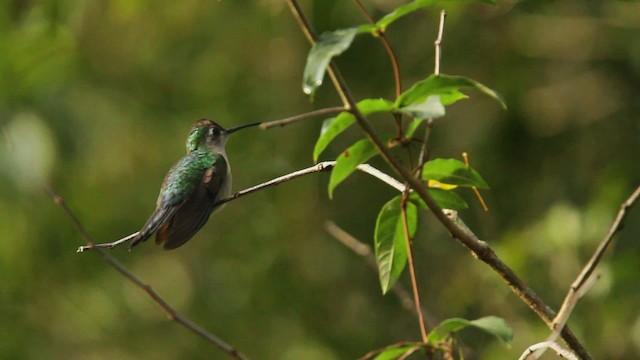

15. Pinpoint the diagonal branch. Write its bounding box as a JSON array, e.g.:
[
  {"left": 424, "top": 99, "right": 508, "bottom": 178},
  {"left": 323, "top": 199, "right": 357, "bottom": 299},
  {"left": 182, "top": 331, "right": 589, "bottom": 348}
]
[
  {"left": 43, "top": 186, "right": 250, "bottom": 360},
  {"left": 285, "top": 1, "right": 592, "bottom": 358},
  {"left": 522, "top": 184, "right": 640, "bottom": 359}
]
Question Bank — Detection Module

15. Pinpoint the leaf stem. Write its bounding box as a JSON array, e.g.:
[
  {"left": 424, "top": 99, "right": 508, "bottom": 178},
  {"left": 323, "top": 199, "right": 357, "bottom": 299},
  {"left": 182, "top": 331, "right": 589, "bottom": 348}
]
[{"left": 400, "top": 190, "right": 429, "bottom": 342}]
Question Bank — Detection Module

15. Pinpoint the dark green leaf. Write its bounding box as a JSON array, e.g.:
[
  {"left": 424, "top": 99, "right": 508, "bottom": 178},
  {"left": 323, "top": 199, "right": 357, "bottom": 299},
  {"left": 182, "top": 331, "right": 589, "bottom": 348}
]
[
  {"left": 410, "top": 189, "right": 468, "bottom": 210},
  {"left": 328, "top": 139, "right": 378, "bottom": 198},
  {"left": 374, "top": 344, "right": 422, "bottom": 360},
  {"left": 422, "top": 158, "right": 489, "bottom": 189},
  {"left": 303, "top": 28, "right": 359, "bottom": 97},
  {"left": 395, "top": 74, "right": 506, "bottom": 113},
  {"left": 426, "top": 316, "right": 513, "bottom": 344},
  {"left": 374, "top": 196, "right": 418, "bottom": 294},
  {"left": 313, "top": 113, "right": 355, "bottom": 162},
  {"left": 375, "top": 0, "right": 496, "bottom": 32},
  {"left": 313, "top": 99, "right": 393, "bottom": 162}
]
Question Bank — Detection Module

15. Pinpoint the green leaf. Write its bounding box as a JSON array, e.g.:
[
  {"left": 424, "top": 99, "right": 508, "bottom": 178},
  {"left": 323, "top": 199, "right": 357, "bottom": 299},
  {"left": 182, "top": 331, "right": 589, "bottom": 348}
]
[
  {"left": 375, "top": 0, "right": 496, "bottom": 32},
  {"left": 328, "top": 138, "right": 378, "bottom": 198},
  {"left": 303, "top": 27, "right": 359, "bottom": 97},
  {"left": 357, "top": 98, "right": 395, "bottom": 114},
  {"left": 374, "top": 196, "right": 418, "bottom": 294},
  {"left": 397, "top": 95, "right": 445, "bottom": 119},
  {"left": 374, "top": 344, "right": 422, "bottom": 360},
  {"left": 395, "top": 74, "right": 506, "bottom": 115},
  {"left": 422, "top": 158, "right": 489, "bottom": 189},
  {"left": 410, "top": 189, "right": 468, "bottom": 210},
  {"left": 313, "top": 113, "right": 355, "bottom": 162},
  {"left": 427, "top": 316, "right": 513, "bottom": 344},
  {"left": 313, "top": 98, "right": 393, "bottom": 162}
]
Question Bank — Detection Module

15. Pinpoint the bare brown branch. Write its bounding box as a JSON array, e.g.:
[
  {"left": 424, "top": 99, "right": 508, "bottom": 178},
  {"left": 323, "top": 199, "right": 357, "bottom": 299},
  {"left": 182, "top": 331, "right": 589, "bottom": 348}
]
[{"left": 44, "top": 186, "right": 250, "bottom": 360}]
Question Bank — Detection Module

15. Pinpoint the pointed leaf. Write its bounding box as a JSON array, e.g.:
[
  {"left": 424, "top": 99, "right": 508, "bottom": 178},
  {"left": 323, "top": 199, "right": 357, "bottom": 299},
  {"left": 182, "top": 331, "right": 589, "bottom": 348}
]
[
  {"left": 427, "top": 316, "right": 512, "bottom": 344},
  {"left": 374, "top": 344, "right": 422, "bottom": 360},
  {"left": 410, "top": 189, "right": 468, "bottom": 211},
  {"left": 422, "top": 158, "right": 489, "bottom": 189},
  {"left": 303, "top": 27, "right": 359, "bottom": 96},
  {"left": 313, "top": 98, "right": 394, "bottom": 162},
  {"left": 396, "top": 74, "right": 506, "bottom": 112},
  {"left": 328, "top": 138, "right": 378, "bottom": 198},
  {"left": 374, "top": 196, "right": 418, "bottom": 294},
  {"left": 375, "top": 0, "right": 496, "bottom": 32}
]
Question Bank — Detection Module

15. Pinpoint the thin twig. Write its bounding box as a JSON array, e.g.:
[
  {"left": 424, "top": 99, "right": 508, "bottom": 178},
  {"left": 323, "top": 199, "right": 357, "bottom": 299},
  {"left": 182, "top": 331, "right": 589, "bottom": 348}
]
[
  {"left": 400, "top": 191, "right": 429, "bottom": 341},
  {"left": 259, "top": 106, "right": 346, "bottom": 129},
  {"left": 43, "top": 186, "right": 249, "bottom": 360},
  {"left": 524, "top": 184, "right": 640, "bottom": 359},
  {"left": 416, "top": 10, "right": 446, "bottom": 171},
  {"left": 286, "top": 1, "right": 592, "bottom": 358},
  {"left": 433, "top": 10, "right": 446, "bottom": 76},
  {"left": 77, "top": 162, "right": 406, "bottom": 251}
]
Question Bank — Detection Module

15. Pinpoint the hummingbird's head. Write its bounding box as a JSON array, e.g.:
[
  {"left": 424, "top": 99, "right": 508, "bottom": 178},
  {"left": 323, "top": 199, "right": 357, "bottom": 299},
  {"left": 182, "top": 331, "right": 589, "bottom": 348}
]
[{"left": 186, "top": 119, "right": 261, "bottom": 153}]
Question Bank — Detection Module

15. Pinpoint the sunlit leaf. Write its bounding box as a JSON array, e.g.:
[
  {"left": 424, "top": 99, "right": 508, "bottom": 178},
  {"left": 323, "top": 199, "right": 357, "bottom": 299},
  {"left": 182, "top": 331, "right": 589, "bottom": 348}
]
[
  {"left": 328, "top": 138, "right": 378, "bottom": 198},
  {"left": 313, "top": 98, "right": 393, "bottom": 162},
  {"left": 395, "top": 74, "right": 506, "bottom": 114},
  {"left": 373, "top": 343, "right": 423, "bottom": 360},
  {"left": 375, "top": 196, "right": 417, "bottom": 294},
  {"left": 375, "top": 0, "right": 496, "bottom": 32},
  {"left": 410, "top": 189, "right": 468, "bottom": 210},
  {"left": 422, "top": 158, "right": 489, "bottom": 189},
  {"left": 397, "top": 94, "right": 445, "bottom": 119},
  {"left": 427, "top": 316, "right": 513, "bottom": 344},
  {"left": 303, "top": 27, "right": 359, "bottom": 97}
]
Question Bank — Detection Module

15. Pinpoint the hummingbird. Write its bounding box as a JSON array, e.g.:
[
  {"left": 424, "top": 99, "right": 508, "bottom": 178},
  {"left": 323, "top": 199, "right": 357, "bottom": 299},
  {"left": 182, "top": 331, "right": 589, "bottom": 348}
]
[{"left": 129, "top": 119, "right": 260, "bottom": 250}]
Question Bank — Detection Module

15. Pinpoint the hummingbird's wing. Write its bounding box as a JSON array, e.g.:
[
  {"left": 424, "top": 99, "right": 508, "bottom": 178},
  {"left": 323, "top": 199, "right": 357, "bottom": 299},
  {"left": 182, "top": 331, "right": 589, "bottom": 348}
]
[{"left": 130, "top": 150, "right": 226, "bottom": 249}]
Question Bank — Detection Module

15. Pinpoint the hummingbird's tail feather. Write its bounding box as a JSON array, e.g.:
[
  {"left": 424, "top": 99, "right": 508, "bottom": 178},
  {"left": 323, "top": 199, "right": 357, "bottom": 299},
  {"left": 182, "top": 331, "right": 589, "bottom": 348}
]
[{"left": 130, "top": 206, "right": 179, "bottom": 250}]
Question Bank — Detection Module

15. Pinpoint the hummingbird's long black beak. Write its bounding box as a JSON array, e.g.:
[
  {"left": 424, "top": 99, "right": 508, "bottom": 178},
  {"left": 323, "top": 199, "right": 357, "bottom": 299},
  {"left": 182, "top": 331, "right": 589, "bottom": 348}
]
[{"left": 226, "top": 122, "right": 261, "bottom": 134}]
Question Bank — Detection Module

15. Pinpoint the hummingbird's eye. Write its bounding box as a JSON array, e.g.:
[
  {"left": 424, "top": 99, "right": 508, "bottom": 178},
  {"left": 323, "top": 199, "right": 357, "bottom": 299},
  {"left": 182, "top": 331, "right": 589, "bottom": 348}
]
[{"left": 209, "top": 127, "right": 221, "bottom": 137}]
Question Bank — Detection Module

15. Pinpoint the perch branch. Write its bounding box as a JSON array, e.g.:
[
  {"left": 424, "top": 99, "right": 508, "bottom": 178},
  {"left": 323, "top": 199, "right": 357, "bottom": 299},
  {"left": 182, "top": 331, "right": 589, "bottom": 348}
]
[
  {"left": 44, "top": 186, "right": 249, "bottom": 360},
  {"left": 77, "top": 162, "right": 406, "bottom": 252},
  {"left": 286, "top": 1, "right": 591, "bottom": 358}
]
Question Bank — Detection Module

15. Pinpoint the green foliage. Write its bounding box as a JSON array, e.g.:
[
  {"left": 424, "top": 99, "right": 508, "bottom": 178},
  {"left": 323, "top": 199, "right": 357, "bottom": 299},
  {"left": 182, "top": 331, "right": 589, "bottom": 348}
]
[
  {"left": 328, "top": 138, "right": 379, "bottom": 198},
  {"left": 422, "top": 158, "right": 490, "bottom": 189},
  {"left": 426, "top": 316, "right": 513, "bottom": 344},
  {"left": 395, "top": 74, "right": 506, "bottom": 119},
  {"left": 411, "top": 189, "right": 469, "bottom": 210},
  {"left": 374, "top": 196, "right": 417, "bottom": 294},
  {"left": 373, "top": 344, "right": 422, "bottom": 360},
  {"left": 313, "top": 98, "right": 393, "bottom": 162},
  {"left": 303, "top": 28, "right": 359, "bottom": 97}
]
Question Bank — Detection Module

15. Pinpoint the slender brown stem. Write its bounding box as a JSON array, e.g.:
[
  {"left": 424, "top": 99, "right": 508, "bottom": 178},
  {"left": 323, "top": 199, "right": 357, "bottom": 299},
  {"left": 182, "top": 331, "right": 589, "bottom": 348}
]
[
  {"left": 353, "top": 0, "right": 404, "bottom": 138},
  {"left": 400, "top": 191, "right": 429, "bottom": 342},
  {"left": 43, "top": 186, "right": 250, "bottom": 360},
  {"left": 286, "top": 1, "right": 591, "bottom": 358},
  {"left": 260, "top": 106, "right": 346, "bottom": 129}
]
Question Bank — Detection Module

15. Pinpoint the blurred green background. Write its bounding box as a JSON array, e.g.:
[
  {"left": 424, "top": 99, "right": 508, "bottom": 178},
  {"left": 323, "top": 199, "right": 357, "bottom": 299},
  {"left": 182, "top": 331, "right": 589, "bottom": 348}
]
[{"left": 1, "top": 1, "right": 639, "bottom": 359}]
